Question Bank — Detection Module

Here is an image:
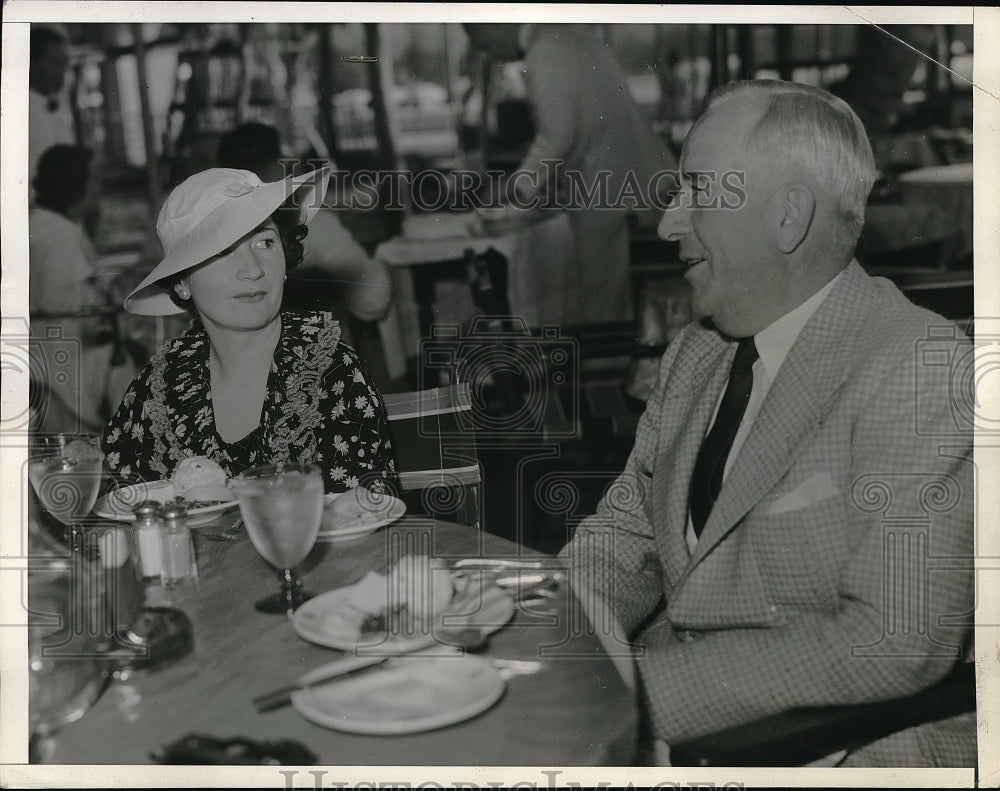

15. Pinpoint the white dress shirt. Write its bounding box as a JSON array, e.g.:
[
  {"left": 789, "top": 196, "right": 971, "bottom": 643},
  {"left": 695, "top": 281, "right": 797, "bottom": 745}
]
[{"left": 685, "top": 271, "right": 844, "bottom": 552}]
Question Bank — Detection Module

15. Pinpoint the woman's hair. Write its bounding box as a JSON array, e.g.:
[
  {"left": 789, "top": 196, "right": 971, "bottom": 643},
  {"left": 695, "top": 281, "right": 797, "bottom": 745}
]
[
  {"left": 34, "top": 144, "right": 92, "bottom": 216},
  {"left": 271, "top": 200, "right": 308, "bottom": 272},
  {"left": 165, "top": 200, "right": 308, "bottom": 314},
  {"left": 703, "top": 80, "right": 876, "bottom": 250}
]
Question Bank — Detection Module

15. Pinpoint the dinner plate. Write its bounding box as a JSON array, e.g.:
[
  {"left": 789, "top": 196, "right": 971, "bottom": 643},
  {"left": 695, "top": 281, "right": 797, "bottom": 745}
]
[
  {"left": 93, "top": 480, "right": 238, "bottom": 528},
  {"left": 291, "top": 654, "right": 505, "bottom": 735},
  {"left": 316, "top": 492, "right": 406, "bottom": 543},
  {"left": 293, "top": 572, "right": 516, "bottom": 652}
]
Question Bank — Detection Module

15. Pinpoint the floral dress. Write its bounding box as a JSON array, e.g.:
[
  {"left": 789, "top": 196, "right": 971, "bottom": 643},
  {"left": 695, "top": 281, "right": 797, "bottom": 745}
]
[{"left": 102, "top": 311, "right": 395, "bottom": 493}]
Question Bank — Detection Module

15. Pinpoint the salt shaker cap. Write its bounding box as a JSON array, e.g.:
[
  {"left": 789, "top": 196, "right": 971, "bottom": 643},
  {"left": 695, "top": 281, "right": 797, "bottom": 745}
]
[
  {"left": 132, "top": 500, "right": 160, "bottom": 520},
  {"left": 158, "top": 499, "right": 189, "bottom": 521}
]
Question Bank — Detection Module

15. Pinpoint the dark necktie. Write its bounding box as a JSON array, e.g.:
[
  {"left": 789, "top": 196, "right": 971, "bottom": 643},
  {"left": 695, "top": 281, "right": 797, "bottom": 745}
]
[{"left": 689, "top": 337, "right": 759, "bottom": 538}]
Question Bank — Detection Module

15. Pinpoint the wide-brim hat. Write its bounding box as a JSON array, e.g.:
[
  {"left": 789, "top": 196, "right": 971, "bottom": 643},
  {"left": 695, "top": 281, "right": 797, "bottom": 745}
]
[{"left": 124, "top": 167, "right": 331, "bottom": 316}]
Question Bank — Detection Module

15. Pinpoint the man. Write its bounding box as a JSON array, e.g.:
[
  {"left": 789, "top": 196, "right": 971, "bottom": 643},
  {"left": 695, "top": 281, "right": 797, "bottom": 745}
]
[
  {"left": 217, "top": 123, "right": 392, "bottom": 338},
  {"left": 560, "top": 80, "right": 974, "bottom": 767},
  {"left": 465, "top": 24, "right": 676, "bottom": 324},
  {"left": 30, "top": 145, "right": 135, "bottom": 432},
  {"left": 29, "top": 26, "right": 75, "bottom": 184}
]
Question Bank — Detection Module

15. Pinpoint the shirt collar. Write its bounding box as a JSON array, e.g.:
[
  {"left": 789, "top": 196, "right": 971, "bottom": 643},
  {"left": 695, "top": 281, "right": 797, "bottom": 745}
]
[{"left": 753, "top": 269, "right": 844, "bottom": 383}]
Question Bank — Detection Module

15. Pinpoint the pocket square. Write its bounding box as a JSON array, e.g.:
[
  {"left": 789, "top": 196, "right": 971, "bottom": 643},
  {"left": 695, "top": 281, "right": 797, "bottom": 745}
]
[{"left": 768, "top": 472, "right": 839, "bottom": 515}]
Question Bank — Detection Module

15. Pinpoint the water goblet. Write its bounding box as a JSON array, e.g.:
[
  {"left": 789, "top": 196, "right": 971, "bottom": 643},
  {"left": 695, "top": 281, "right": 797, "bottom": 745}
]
[
  {"left": 232, "top": 463, "right": 324, "bottom": 617},
  {"left": 27, "top": 535, "right": 111, "bottom": 763},
  {"left": 28, "top": 445, "right": 105, "bottom": 550},
  {"left": 28, "top": 433, "right": 101, "bottom": 460}
]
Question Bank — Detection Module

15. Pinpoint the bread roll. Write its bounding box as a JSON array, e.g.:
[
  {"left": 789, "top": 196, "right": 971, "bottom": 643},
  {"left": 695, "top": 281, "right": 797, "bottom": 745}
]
[{"left": 174, "top": 456, "right": 231, "bottom": 501}]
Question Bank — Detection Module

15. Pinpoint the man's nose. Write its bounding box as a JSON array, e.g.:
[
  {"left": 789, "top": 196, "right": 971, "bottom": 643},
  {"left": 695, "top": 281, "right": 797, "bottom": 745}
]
[{"left": 658, "top": 193, "right": 693, "bottom": 241}]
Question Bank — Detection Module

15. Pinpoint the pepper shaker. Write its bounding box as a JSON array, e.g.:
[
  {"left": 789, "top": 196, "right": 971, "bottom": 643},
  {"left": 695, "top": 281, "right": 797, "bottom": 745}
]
[{"left": 159, "top": 500, "right": 198, "bottom": 585}]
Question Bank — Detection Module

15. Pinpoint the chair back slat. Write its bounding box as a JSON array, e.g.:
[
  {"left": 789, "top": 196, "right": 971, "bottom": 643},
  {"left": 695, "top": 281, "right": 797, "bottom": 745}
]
[{"left": 383, "top": 383, "right": 481, "bottom": 528}]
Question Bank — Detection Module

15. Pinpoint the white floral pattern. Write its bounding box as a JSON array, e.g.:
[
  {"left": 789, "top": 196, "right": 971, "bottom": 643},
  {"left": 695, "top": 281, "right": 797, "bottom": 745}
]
[{"left": 102, "top": 311, "right": 394, "bottom": 493}]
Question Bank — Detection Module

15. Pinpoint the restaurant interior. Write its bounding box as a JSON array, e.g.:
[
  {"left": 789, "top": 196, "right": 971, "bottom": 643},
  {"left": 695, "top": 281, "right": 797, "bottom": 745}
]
[{"left": 20, "top": 20, "right": 976, "bottom": 769}]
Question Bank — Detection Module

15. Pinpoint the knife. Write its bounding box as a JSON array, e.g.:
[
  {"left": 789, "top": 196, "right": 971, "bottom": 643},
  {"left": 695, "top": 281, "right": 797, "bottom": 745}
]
[
  {"left": 254, "top": 654, "right": 391, "bottom": 712},
  {"left": 452, "top": 558, "right": 553, "bottom": 570},
  {"left": 253, "top": 628, "right": 484, "bottom": 712}
]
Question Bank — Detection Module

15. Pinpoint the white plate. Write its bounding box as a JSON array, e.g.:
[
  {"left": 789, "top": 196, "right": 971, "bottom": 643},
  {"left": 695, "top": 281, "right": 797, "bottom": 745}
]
[
  {"left": 291, "top": 654, "right": 504, "bottom": 735},
  {"left": 93, "top": 480, "right": 238, "bottom": 528},
  {"left": 293, "top": 573, "right": 516, "bottom": 652},
  {"left": 316, "top": 492, "right": 405, "bottom": 542}
]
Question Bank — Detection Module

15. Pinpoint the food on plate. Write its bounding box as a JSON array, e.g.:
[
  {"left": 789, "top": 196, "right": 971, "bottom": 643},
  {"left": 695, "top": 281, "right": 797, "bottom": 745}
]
[
  {"left": 322, "top": 485, "right": 386, "bottom": 530},
  {"left": 172, "top": 456, "right": 233, "bottom": 502},
  {"left": 330, "top": 554, "right": 455, "bottom": 636}
]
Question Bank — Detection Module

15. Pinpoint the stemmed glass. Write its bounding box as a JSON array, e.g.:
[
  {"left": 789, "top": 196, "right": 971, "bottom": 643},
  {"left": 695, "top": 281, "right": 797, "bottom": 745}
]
[
  {"left": 232, "top": 463, "right": 324, "bottom": 617},
  {"left": 28, "top": 565, "right": 111, "bottom": 763},
  {"left": 26, "top": 506, "right": 110, "bottom": 763},
  {"left": 27, "top": 436, "right": 105, "bottom": 550}
]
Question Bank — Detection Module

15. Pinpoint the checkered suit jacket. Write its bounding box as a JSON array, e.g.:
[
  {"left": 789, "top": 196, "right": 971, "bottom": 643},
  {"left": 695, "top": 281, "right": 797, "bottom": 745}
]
[{"left": 562, "top": 261, "right": 975, "bottom": 767}]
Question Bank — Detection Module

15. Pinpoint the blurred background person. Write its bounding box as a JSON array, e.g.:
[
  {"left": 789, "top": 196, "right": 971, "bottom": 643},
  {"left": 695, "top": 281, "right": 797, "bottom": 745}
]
[
  {"left": 29, "top": 144, "right": 137, "bottom": 433},
  {"left": 464, "top": 23, "right": 677, "bottom": 324},
  {"left": 29, "top": 26, "right": 75, "bottom": 187},
  {"left": 217, "top": 122, "right": 393, "bottom": 347}
]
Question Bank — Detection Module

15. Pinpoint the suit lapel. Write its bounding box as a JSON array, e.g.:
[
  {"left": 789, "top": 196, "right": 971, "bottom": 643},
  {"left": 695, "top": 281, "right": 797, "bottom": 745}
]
[
  {"left": 685, "top": 262, "right": 881, "bottom": 573},
  {"left": 652, "top": 325, "right": 732, "bottom": 585}
]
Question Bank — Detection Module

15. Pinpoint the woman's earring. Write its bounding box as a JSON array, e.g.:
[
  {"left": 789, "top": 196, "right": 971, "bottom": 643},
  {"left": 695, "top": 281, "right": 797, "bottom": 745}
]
[{"left": 175, "top": 284, "right": 191, "bottom": 301}]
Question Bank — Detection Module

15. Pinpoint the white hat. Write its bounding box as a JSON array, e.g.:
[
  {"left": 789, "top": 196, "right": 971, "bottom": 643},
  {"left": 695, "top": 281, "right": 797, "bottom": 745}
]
[{"left": 124, "top": 167, "right": 330, "bottom": 316}]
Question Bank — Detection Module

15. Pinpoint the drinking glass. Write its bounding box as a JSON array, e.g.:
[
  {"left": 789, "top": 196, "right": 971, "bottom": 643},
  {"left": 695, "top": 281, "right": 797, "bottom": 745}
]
[
  {"left": 28, "top": 445, "right": 105, "bottom": 549},
  {"left": 232, "top": 463, "right": 324, "bottom": 616},
  {"left": 27, "top": 531, "right": 110, "bottom": 763},
  {"left": 28, "top": 433, "right": 101, "bottom": 460}
]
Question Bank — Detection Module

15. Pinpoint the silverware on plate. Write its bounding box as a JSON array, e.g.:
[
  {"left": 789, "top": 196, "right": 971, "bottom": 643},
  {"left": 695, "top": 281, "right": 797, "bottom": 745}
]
[
  {"left": 452, "top": 558, "right": 552, "bottom": 570},
  {"left": 253, "top": 628, "right": 486, "bottom": 712}
]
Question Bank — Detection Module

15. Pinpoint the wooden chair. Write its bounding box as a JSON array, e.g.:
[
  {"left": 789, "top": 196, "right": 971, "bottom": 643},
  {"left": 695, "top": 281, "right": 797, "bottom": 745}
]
[{"left": 382, "top": 383, "right": 482, "bottom": 529}]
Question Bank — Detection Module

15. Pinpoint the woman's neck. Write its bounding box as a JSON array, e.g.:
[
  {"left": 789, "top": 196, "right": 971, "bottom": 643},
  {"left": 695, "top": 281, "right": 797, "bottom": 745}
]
[{"left": 204, "top": 316, "right": 282, "bottom": 375}]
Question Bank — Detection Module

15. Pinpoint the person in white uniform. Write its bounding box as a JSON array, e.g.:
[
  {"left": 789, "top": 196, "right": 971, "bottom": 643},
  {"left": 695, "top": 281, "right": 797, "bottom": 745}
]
[
  {"left": 29, "top": 27, "right": 75, "bottom": 186},
  {"left": 29, "top": 145, "right": 135, "bottom": 432},
  {"left": 465, "top": 23, "right": 677, "bottom": 324}
]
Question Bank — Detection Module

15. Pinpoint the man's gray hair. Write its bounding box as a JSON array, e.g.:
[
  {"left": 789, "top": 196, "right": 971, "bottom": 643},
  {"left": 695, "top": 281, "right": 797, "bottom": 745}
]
[{"left": 705, "top": 80, "right": 877, "bottom": 248}]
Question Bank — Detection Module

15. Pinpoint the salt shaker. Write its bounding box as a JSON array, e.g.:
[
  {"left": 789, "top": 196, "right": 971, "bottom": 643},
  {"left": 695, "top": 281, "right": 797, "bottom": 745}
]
[
  {"left": 159, "top": 501, "right": 198, "bottom": 585},
  {"left": 132, "top": 501, "right": 163, "bottom": 580}
]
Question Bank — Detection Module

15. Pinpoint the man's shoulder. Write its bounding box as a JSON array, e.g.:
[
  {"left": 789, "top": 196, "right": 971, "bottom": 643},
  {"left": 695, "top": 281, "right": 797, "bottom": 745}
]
[
  {"left": 850, "top": 268, "right": 970, "bottom": 351},
  {"left": 29, "top": 208, "right": 78, "bottom": 251}
]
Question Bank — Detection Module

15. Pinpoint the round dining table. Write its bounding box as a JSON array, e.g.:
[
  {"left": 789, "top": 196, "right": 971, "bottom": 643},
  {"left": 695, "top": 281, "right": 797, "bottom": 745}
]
[{"left": 43, "top": 512, "right": 638, "bottom": 766}]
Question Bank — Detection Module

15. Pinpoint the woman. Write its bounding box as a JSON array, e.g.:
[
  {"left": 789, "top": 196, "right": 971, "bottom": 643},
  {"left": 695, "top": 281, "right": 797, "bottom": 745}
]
[{"left": 102, "top": 167, "right": 395, "bottom": 493}]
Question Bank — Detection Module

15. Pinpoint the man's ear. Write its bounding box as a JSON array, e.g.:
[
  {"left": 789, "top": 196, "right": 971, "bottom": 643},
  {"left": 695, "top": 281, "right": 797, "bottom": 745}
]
[{"left": 775, "top": 184, "right": 815, "bottom": 254}]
